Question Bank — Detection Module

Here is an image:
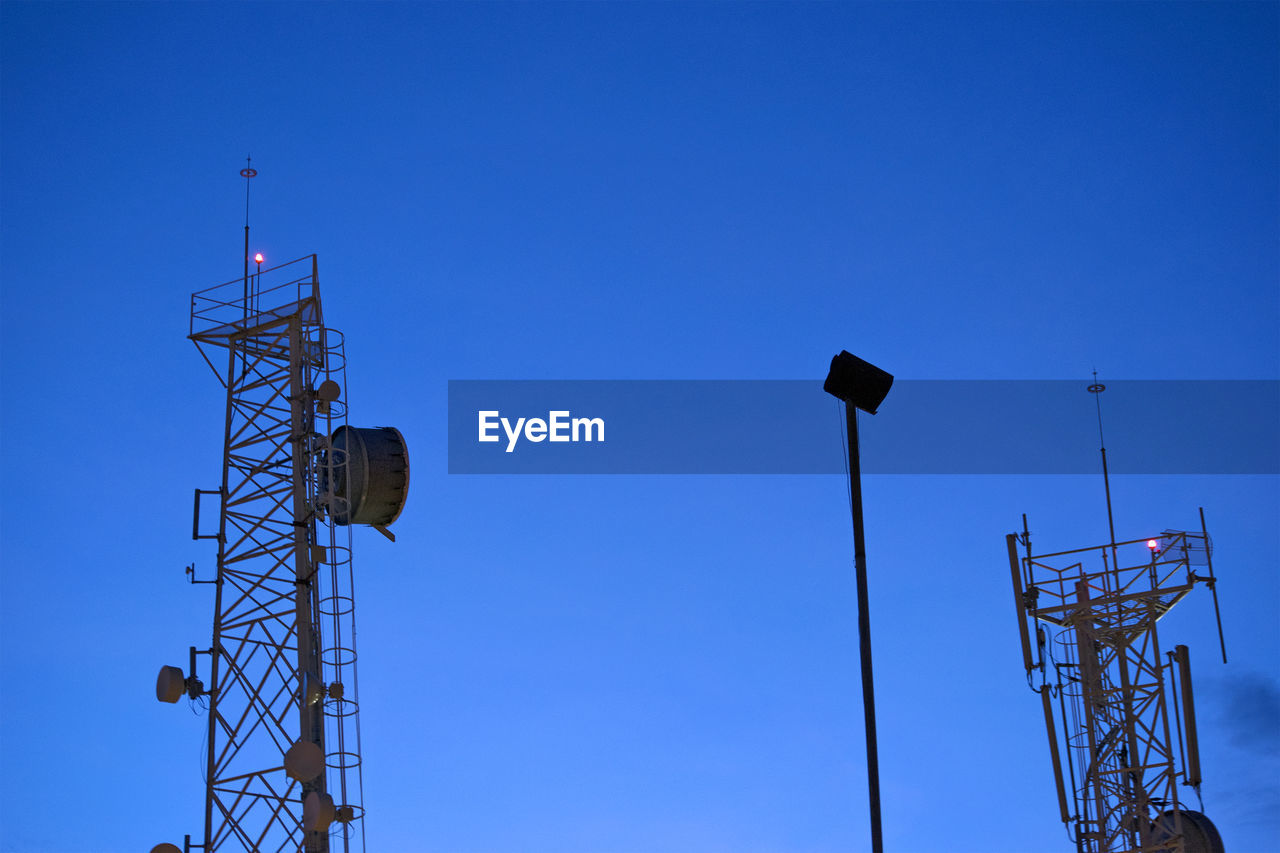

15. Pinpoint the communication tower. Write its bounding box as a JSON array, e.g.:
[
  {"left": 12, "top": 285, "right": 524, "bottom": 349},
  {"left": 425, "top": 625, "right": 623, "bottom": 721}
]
[
  {"left": 153, "top": 164, "right": 409, "bottom": 853},
  {"left": 1007, "top": 379, "right": 1225, "bottom": 853}
]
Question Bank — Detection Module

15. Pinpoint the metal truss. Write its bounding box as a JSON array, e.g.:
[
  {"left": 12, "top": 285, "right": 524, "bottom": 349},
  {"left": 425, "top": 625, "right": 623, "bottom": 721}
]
[
  {"left": 1010, "top": 524, "right": 1219, "bottom": 853},
  {"left": 189, "top": 256, "right": 365, "bottom": 853}
]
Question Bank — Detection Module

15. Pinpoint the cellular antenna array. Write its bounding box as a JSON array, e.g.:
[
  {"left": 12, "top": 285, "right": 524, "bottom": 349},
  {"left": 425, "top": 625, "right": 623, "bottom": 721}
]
[
  {"left": 152, "top": 164, "right": 409, "bottom": 853},
  {"left": 1007, "top": 379, "right": 1226, "bottom": 853}
]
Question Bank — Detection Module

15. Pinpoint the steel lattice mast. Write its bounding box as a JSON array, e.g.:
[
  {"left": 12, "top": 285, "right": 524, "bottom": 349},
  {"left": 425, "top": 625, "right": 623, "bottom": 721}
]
[
  {"left": 1007, "top": 382, "right": 1225, "bottom": 853},
  {"left": 1009, "top": 525, "right": 1223, "bottom": 852},
  {"left": 155, "top": 251, "right": 407, "bottom": 853}
]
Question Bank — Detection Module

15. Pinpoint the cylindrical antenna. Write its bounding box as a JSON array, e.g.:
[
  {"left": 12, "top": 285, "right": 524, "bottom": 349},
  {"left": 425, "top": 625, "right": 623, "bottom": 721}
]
[
  {"left": 1175, "top": 644, "right": 1202, "bottom": 787},
  {"left": 1088, "top": 372, "right": 1118, "bottom": 556},
  {"left": 1167, "top": 649, "right": 1188, "bottom": 778},
  {"left": 1040, "top": 688, "right": 1071, "bottom": 823},
  {"left": 1007, "top": 533, "right": 1035, "bottom": 674}
]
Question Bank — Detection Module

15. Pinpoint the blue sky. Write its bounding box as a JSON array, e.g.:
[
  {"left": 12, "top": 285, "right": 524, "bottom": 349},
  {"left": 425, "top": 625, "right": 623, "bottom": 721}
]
[{"left": 1, "top": 3, "right": 1276, "bottom": 852}]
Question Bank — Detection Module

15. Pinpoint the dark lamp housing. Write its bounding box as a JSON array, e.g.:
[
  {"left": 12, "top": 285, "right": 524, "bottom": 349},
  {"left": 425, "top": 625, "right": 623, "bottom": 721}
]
[{"left": 823, "top": 350, "right": 894, "bottom": 414}]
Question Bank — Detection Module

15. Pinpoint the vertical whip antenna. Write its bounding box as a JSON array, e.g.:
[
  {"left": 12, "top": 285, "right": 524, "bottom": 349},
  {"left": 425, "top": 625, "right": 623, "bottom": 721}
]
[
  {"left": 1088, "top": 370, "right": 1117, "bottom": 556},
  {"left": 240, "top": 157, "right": 257, "bottom": 317}
]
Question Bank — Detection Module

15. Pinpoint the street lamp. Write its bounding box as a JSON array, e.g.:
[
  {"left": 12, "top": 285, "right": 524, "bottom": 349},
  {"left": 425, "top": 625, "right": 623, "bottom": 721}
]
[{"left": 824, "top": 350, "right": 893, "bottom": 853}]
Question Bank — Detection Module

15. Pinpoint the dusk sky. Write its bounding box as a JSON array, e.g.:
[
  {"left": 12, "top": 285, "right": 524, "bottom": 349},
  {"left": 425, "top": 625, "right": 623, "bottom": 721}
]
[{"left": 1, "top": 3, "right": 1277, "bottom": 852}]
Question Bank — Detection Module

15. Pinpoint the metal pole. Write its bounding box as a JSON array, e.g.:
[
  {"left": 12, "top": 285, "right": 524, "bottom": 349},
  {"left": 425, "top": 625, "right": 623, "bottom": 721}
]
[
  {"left": 1074, "top": 581, "right": 1107, "bottom": 849},
  {"left": 844, "top": 401, "right": 883, "bottom": 853},
  {"left": 242, "top": 158, "right": 252, "bottom": 322},
  {"left": 204, "top": 342, "right": 237, "bottom": 851},
  {"left": 1089, "top": 378, "right": 1119, "bottom": 568},
  {"left": 290, "top": 316, "right": 328, "bottom": 852}
]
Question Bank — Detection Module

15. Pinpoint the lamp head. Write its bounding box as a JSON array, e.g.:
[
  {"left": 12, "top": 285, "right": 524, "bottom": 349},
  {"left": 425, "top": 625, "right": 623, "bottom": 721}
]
[{"left": 824, "top": 350, "right": 894, "bottom": 414}]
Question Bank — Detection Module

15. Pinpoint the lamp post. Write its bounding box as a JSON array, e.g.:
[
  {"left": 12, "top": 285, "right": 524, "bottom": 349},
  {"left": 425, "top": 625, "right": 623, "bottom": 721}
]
[{"left": 823, "top": 350, "right": 894, "bottom": 853}]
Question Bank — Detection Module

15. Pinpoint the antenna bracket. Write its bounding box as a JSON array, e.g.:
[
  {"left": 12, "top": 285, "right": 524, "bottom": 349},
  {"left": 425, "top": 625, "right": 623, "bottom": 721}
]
[{"left": 185, "top": 562, "right": 215, "bottom": 584}]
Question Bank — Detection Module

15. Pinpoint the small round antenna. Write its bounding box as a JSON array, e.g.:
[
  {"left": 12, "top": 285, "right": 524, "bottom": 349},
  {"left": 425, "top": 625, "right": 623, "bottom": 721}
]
[
  {"left": 156, "top": 665, "right": 185, "bottom": 703},
  {"left": 303, "top": 791, "right": 337, "bottom": 832},
  {"left": 284, "top": 738, "right": 325, "bottom": 782}
]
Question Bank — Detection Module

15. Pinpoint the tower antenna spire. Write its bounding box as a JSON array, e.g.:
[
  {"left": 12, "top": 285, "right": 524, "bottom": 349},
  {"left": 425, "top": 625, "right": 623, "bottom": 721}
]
[
  {"left": 240, "top": 157, "right": 257, "bottom": 316},
  {"left": 1089, "top": 370, "right": 1117, "bottom": 555}
]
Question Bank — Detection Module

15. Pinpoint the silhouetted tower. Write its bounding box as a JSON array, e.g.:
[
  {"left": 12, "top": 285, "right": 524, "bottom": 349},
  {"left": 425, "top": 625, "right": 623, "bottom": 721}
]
[
  {"left": 153, "top": 166, "right": 408, "bottom": 853},
  {"left": 1007, "top": 380, "right": 1224, "bottom": 853}
]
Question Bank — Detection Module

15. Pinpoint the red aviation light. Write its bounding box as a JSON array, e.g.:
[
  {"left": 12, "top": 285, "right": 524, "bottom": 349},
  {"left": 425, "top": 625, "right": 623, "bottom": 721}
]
[
  {"left": 1147, "top": 539, "right": 1160, "bottom": 552},
  {"left": 254, "top": 253, "right": 264, "bottom": 264}
]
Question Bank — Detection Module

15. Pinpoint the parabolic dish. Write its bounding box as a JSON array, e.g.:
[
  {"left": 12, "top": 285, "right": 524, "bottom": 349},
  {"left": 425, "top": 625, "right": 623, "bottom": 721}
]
[
  {"left": 326, "top": 425, "right": 409, "bottom": 527},
  {"left": 303, "top": 791, "right": 336, "bottom": 832},
  {"left": 284, "top": 739, "right": 325, "bottom": 782},
  {"left": 1150, "top": 809, "right": 1225, "bottom": 853},
  {"left": 156, "top": 665, "right": 185, "bottom": 704}
]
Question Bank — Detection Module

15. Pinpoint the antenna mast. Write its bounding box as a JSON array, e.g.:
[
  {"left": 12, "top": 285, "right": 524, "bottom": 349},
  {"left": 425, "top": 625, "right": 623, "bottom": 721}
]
[
  {"left": 1089, "top": 372, "right": 1117, "bottom": 555},
  {"left": 152, "top": 165, "right": 410, "bottom": 853},
  {"left": 240, "top": 158, "right": 256, "bottom": 321},
  {"left": 1004, "top": 381, "right": 1226, "bottom": 853}
]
